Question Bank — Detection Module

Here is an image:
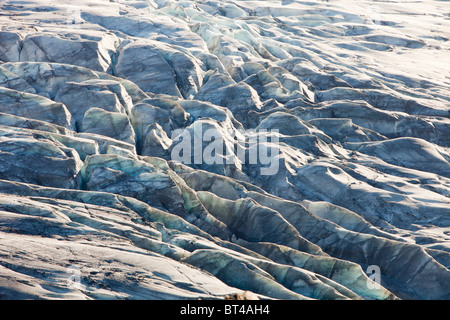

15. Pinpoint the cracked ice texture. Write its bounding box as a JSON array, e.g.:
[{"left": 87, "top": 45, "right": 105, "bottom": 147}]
[{"left": 0, "top": 0, "right": 449, "bottom": 300}]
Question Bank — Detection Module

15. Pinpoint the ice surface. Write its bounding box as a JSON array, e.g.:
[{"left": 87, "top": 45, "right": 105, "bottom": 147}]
[{"left": 0, "top": 0, "right": 449, "bottom": 300}]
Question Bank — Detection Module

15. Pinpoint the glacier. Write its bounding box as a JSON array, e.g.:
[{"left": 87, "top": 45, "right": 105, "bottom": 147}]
[{"left": 0, "top": 0, "right": 449, "bottom": 300}]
